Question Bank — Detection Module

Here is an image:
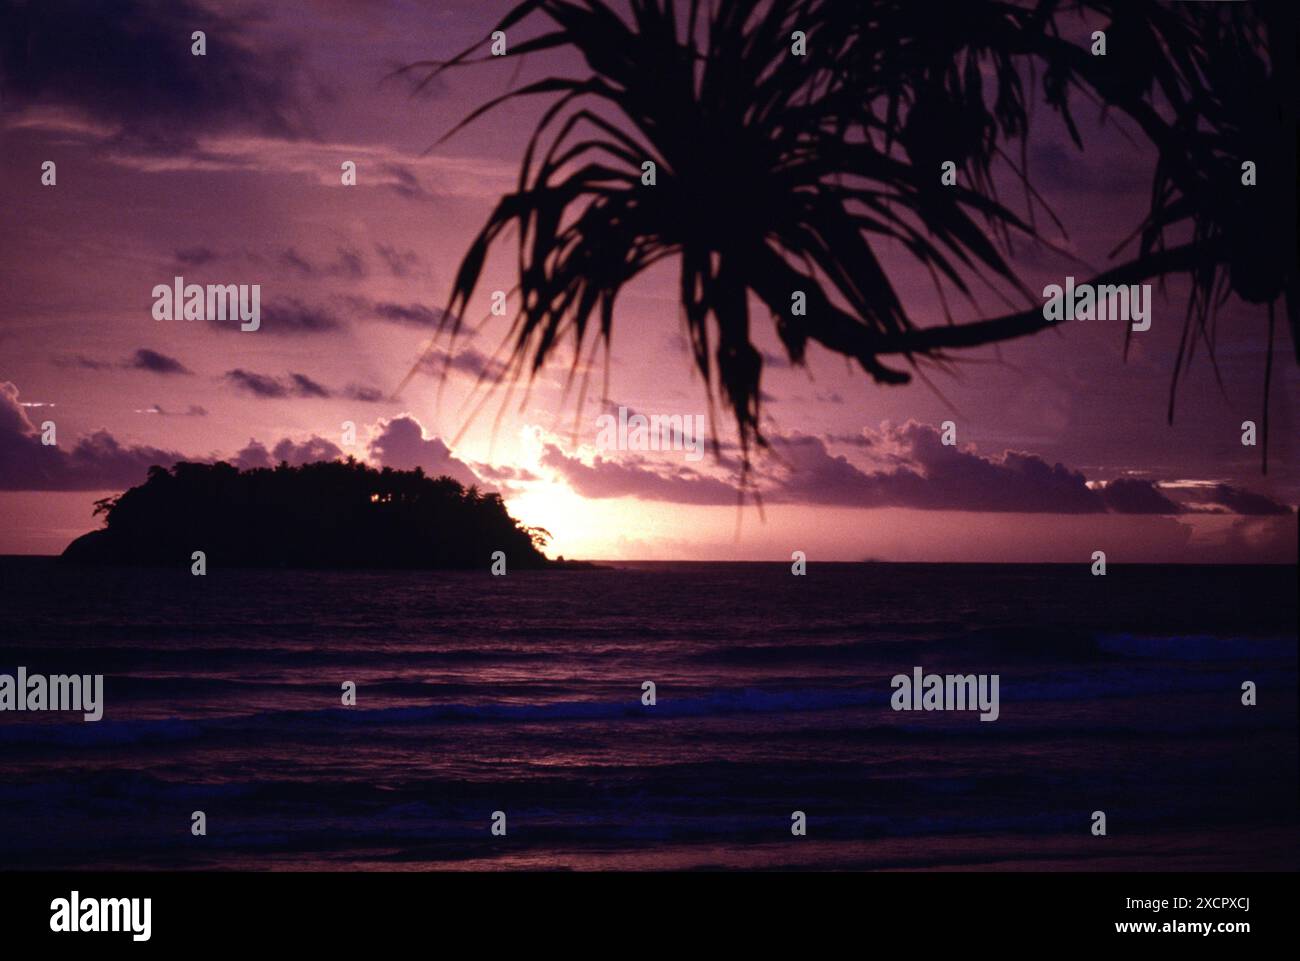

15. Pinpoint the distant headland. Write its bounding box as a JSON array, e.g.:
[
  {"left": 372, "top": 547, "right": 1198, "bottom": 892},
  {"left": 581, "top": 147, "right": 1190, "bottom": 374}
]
[{"left": 60, "top": 459, "right": 594, "bottom": 571}]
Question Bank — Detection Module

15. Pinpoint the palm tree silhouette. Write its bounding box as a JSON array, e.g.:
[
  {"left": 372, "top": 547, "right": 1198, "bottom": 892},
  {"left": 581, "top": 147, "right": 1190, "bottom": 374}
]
[{"left": 398, "top": 0, "right": 1294, "bottom": 470}]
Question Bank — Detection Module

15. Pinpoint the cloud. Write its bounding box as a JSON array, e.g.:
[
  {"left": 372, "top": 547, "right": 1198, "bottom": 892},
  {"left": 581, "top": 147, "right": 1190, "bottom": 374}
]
[
  {"left": 366, "top": 415, "right": 480, "bottom": 488},
  {"left": 473, "top": 463, "right": 540, "bottom": 484},
  {"left": 225, "top": 369, "right": 291, "bottom": 399},
  {"left": 343, "top": 384, "right": 385, "bottom": 403},
  {"left": 169, "top": 245, "right": 374, "bottom": 285},
  {"left": 134, "top": 404, "right": 207, "bottom": 417},
  {"left": 72, "top": 130, "right": 509, "bottom": 200},
  {"left": 541, "top": 445, "right": 739, "bottom": 505},
  {"left": 127, "top": 348, "right": 192, "bottom": 375},
  {"left": 174, "top": 246, "right": 216, "bottom": 267},
  {"left": 1096, "top": 476, "right": 1183, "bottom": 514},
  {"left": 537, "top": 419, "right": 1290, "bottom": 517},
  {"left": 376, "top": 162, "right": 430, "bottom": 200},
  {"left": 277, "top": 246, "right": 367, "bottom": 279},
  {"left": 417, "top": 344, "right": 509, "bottom": 381},
  {"left": 277, "top": 436, "right": 343, "bottom": 466},
  {"left": 232, "top": 439, "right": 274, "bottom": 470},
  {"left": 214, "top": 298, "right": 342, "bottom": 336},
  {"left": 1177, "top": 483, "right": 1293, "bottom": 516},
  {"left": 256, "top": 299, "right": 344, "bottom": 336},
  {"left": 765, "top": 426, "right": 1108, "bottom": 512},
  {"left": 374, "top": 244, "right": 422, "bottom": 278},
  {"left": 278, "top": 248, "right": 315, "bottom": 276},
  {"left": 1212, "top": 515, "right": 1298, "bottom": 561},
  {"left": 0, "top": 384, "right": 456, "bottom": 495},
  {"left": 823, "top": 430, "right": 873, "bottom": 447},
  {"left": 0, "top": 0, "right": 310, "bottom": 149},
  {"left": 231, "top": 434, "right": 344, "bottom": 470},
  {"left": 370, "top": 301, "right": 446, "bottom": 327},
  {"left": 223, "top": 370, "right": 387, "bottom": 403},
  {"left": 52, "top": 354, "right": 112, "bottom": 371},
  {"left": 224, "top": 369, "right": 333, "bottom": 399},
  {"left": 0, "top": 381, "right": 184, "bottom": 490},
  {"left": 288, "top": 373, "right": 331, "bottom": 399},
  {"left": 56, "top": 349, "right": 192, "bottom": 375}
]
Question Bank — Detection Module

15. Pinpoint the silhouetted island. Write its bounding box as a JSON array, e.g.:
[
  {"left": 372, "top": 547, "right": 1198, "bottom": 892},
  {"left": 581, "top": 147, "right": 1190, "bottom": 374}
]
[{"left": 60, "top": 460, "right": 585, "bottom": 570}]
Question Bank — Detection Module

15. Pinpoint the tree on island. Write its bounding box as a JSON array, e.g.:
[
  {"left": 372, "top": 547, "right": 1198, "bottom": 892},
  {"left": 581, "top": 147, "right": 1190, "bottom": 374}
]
[{"left": 61, "top": 459, "right": 552, "bottom": 570}]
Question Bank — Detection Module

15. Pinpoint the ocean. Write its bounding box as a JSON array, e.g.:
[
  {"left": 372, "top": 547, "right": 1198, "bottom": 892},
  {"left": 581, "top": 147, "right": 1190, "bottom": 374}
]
[{"left": 1, "top": 558, "right": 1295, "bottom": 870}]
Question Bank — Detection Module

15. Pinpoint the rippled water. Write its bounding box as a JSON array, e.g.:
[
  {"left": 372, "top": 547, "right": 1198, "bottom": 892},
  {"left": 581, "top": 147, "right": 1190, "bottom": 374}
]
[{"left": 1, "top": 558, "right": 1295, "bottom": 870}]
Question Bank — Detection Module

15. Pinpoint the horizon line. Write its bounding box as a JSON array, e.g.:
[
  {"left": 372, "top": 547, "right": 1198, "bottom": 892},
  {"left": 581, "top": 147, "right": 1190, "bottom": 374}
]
[{"left": 1, "top": 554, "right": 1294, "bottom": 568}]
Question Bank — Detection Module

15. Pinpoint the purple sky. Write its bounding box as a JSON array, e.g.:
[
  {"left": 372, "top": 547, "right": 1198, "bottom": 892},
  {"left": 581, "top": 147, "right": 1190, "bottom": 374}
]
[{"left": 1, "top": 0, "right": 1295, "bottom": 562}]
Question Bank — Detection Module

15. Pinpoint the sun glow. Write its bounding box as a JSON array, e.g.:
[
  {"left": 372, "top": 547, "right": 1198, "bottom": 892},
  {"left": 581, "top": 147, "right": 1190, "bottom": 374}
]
[{"left": 506, "top": 480, "right": 593, "bottom": 558}]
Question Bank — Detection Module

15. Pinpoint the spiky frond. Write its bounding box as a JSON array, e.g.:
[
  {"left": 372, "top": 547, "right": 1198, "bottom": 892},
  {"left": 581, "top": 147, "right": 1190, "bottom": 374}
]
[{"left": 401, "top": 0, "right": 1293, "bottom": 469}]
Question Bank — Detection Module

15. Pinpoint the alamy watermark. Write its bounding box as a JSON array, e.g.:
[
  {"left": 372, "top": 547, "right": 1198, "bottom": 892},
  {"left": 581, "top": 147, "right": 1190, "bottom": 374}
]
[
  {"left": 1042, "top": 276, "right": 1151, "bottom": 331},
  {"left": 50, "top": 892, "right": 150, "bottom": 941},
  {"left": 890, "top": 666, "right": 999, "bottom": 722},
  {"left": 152, "top": 275, "right": 260, "bottom": 331},
  {"left": 595, "top": 406, "right": 705, "bottom": 461},
  {"left": 0, "top": 667, "right": 103, "bottom": 721}
]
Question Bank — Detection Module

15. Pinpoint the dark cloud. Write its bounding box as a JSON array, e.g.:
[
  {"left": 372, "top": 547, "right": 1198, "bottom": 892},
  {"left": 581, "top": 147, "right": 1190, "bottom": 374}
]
[
  {"left": 288, "top": 373, "right": 331, "bottom": 399},
  {"left": 224, "top": 369, "right": 333, "bottom": 399},
  {"left": 232, "top": 439, "right": 274, "bottom": 471},
  {"left": 343, "top": 384, "right": 385, "bottom": 403},
  {"left": 371, "top": 301, "right": 446, "bottom": 327},
  {"left": 55, "top": 349, "right": 192, "bottom": 375},
  {"left": 473, "top": 463, "right": 540, "bottom": 483},
  {"left": 273, "top": 436, "right": 343, "bottom": 465},
  {"left": 541, "top": 445, "right": 738, "bottom": 505},
  {"left": 246, "top": 299, "right": 344, "bottom": 336},
  {"left": 224, "top": 369, "right": 290, "bottom": 399},
  {"left": 374, "top": 244, "right": 421, "bottom": 278},
  {"left": 366, "top": 415, "right": 480, "bottom": 488},
  {"left": 378, "top": 162, "right": 429, "bottom": 200},
  {"left": 2, "top": 383, "right": 402, "bottom": 494},
  {"left": 222, "top": 370, "right": 383, "bottom": 403},
  {"left": 0, "top": 381, "right": 184, "bottom": 490},
  {"left": 278, "top": 248, "right": 315, "bottom": 276},
  {"left": 332, "top": 248, "right": 365, "bottom": 280},
  {"left": 1096, "top": 477, "right": 1183, "bottom": 514},
  {"left": 764, "top": 426, "right": 1105, "bottom": 513},
  {"left": 127, "top": 348, "right": 191, "bottom": 375},
  {"left": 1213, "top": 516, "right": 1298, "bottom": 563},
  {"left": 231, "top": 435, "right": 342, "bottom": 469},
  {"left": 277, "top": 247, "right": 367, "bottom": 279},
  {"left": 174, "top": 245, "right": 372, "bottom": 284},
  {"left": 823, "top": 430, "right": 873, "bottom": 447},
  {"left": 1179, "top": 483, "right": 1293, "bottom": 516},
  {"left": 174, "top": 246, "right": 217, "bottom": 267},
  {"left": 417, "top": 344, "right": 508, "bottom": 381},
  {"left": 52, "top": 354, "right": 112, "bottom": 371},
  {"left": 538, "top": 420, "right": 1285, "bottom": 517},
  {"left": 0, "top": 0, "right": 310, "bottom": 149},
  {"left": 134, "top": 403, "right": 207, "bottom": 417}
]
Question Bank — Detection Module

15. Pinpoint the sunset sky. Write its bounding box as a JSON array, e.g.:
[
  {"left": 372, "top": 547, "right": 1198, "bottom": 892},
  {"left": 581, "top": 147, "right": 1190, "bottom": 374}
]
[{"left": 1, "top": 0, "right": 1295, "bottom": 562}]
